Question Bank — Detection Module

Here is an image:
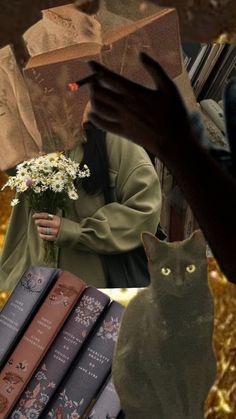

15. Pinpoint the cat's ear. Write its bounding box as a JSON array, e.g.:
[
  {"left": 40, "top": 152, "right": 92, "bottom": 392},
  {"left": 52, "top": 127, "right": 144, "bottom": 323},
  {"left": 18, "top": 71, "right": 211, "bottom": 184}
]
[
  {"left": 142, "top": 232, "right": 160, "bottom": 260},
  {"left": 186, "top": 229, "right": 206, "bottom": 256}
]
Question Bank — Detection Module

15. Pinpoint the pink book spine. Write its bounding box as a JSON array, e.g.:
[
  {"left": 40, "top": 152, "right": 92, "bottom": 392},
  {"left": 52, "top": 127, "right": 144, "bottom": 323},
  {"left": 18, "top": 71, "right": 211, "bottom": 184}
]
[{"left": 0, "top": 271, "right": 85, "bottom": 418}]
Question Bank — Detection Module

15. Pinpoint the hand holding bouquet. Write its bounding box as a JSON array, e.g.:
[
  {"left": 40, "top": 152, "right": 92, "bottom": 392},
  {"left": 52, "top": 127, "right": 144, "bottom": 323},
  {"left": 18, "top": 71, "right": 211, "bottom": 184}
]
[{"left": 2, "top": 152, "right": 90, "bottom": 264}]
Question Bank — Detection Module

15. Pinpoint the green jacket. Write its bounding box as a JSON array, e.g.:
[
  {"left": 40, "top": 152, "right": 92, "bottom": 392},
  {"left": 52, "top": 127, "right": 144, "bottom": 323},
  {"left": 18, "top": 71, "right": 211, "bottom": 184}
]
[{"left": 0, "top": 133, "right": 162, "bottom": 290}]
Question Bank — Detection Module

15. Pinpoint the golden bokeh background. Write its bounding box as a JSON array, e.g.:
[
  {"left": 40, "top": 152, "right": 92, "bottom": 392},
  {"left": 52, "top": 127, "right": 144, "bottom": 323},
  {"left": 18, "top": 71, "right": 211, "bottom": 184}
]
[{"left": 0, "top": 171, "right": 236, "bottom": 417}]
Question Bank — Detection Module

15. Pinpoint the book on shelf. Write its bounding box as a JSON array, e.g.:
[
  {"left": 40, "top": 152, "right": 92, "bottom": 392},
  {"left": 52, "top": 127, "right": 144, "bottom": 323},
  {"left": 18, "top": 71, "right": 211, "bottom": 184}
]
[
  {"left": 0, "top": 267, "right": 59, "bottom": 371},
  {"left": 183, "top": 43, "right": 236, "bottom": 102},
  {"left": 10, "top": 287, "right": 110, "bottom": 418},
  {"left": 198, "top": 44, "right": 236, "bottom": 101},
  {"left": 85, "top": 375, "right": 121, "bottom": 419},
  {"left": 45, "top": 301, "right": 125, "bottom": 418},
  {"left": 183, "top": 43, "right": 211, "bottom": 82},
  {"left": 23, "top": 7, "right": 182, "bottom": 157},
  {"left": 192, "top": 44, "right": 225, "bottom": 97},
  {"left": 0, "top": 271, "right": 85, "bottom": 418}
]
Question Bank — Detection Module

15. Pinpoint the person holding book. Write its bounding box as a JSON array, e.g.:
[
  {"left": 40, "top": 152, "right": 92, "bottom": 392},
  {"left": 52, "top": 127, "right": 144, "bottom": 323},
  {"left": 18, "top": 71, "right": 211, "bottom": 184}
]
[{"left": 87, "top": 54, "right": 236, "bottom": 285}]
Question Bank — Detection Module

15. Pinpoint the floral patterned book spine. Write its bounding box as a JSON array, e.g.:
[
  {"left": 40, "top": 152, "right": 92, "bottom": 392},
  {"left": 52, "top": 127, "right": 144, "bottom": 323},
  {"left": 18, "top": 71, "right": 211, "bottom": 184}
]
[
  {"left": 0, "top": 267, "right": 59, "bottom": 371},
  {"left": 0, "top": 271, "right": 85, "bottom": 418},
  {"left": 45, "top": 301, "right": 124, "bottom": 418},
  {"left": 10, "top": 287, "right": 110, "bottom": 418},
  {"left": 85, "top": 375, "right": 121, "bottom": 419}
]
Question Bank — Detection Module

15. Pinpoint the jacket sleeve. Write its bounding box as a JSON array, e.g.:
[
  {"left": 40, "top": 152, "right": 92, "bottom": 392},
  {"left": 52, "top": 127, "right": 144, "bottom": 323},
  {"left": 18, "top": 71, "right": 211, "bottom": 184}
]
[{"left": 54, "top": 138, "right": 162, "bottom": 254}]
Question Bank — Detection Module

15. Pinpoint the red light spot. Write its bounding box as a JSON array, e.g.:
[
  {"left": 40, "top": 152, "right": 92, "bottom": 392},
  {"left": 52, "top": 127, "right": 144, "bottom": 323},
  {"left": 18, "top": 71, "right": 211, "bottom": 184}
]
[{"left": 68, "top": 82, "right": 79, "bottom": 91}]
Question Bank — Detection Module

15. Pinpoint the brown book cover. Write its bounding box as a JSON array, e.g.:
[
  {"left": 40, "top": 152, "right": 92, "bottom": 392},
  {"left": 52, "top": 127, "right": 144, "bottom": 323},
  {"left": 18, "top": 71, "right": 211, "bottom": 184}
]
[
  {"left": 0, "top": 271, "right": 85, "bottom": 418},
  {"left": 0, "top": 267, "right": 59, "bottom": 371},
  {"left": 101, "top": 8, "right": 182, "bottom": 88}
]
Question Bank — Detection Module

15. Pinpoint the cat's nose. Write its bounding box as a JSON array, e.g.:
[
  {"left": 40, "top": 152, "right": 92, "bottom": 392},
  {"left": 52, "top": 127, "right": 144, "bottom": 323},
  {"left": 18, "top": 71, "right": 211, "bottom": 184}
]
[{"left": 175, "top": 278, "right": 184, "bottom": 286}]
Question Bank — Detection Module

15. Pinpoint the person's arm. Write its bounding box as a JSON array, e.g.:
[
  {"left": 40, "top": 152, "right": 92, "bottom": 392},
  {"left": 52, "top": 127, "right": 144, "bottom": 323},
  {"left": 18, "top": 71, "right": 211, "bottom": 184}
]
[
  {"left": 87, "top": 54, "right": 236, "bottom": 283},
  {"left": 54, "top": 138, "right": 161, "bottom": 254}
]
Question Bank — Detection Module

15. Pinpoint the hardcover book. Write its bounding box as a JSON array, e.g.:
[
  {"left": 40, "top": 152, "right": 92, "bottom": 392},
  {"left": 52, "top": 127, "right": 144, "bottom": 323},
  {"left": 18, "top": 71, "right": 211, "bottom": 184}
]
[
  {"left": 10, "top": 287, "right": 110, "bottom": 418},
  {"left": 85, "top": 376, "right": 121, "bottom": 419},
  {"left": 0, "top": 271, "right": 85, "bottom": 418},
  {"left": 45, "top": 301, "right": 124, "bottom": 418},
  {"left": 101, "top": 7, "right": 182, "bottom": 88},
  {"left": 0, "top": 267, "right": 59, "bottom": 371}
]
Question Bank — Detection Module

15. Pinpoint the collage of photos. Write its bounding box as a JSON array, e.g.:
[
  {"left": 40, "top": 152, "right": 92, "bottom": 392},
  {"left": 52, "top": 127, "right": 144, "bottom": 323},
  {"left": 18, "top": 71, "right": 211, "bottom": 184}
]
[{"left": 0, "top": 1, "right": 236, "bottom": 418}]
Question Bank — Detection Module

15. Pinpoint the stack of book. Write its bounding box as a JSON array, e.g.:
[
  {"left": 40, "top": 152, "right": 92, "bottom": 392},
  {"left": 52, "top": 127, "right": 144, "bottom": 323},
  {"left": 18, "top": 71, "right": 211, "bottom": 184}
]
[
  {"left": 0, "top": 266, "right": 124, "bottom": 418},
  {"left": 183, "top": 43, "right": 236, "bottom": 102}
]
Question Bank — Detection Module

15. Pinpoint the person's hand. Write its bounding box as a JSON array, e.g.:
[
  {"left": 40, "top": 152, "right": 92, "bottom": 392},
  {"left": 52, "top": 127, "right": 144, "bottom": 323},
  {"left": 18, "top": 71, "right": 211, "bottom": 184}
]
[
  {"left": 32, "top": 212, "right": 61, "bottom": 241},
  {"left": 88, "top": 53, "right": 196, "bottom": 163}
]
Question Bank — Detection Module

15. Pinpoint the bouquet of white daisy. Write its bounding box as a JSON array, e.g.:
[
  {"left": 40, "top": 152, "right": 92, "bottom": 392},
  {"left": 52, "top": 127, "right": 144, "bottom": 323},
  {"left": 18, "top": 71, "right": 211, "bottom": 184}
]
[{"left": 2, "top": 152, "right": 90, "bottom": 264}]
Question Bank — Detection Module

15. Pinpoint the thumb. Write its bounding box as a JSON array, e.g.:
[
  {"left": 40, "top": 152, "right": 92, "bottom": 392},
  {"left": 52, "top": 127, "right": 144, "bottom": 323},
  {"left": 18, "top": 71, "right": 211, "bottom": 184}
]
[{"left": 140, "top": 52, "right": 175, "bottom": 92}]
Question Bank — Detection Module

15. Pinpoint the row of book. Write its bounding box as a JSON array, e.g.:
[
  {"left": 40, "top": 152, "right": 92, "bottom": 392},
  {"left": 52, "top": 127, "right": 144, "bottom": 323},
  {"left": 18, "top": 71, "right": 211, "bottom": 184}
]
[
  {"left": 160, "top": 42, "right": 236, "bottom": 241},
  {"left": 183, "top": 43, "right": 236, "bottom": 102},
  {"left": 0, "top": 266, "right": 125, "bottom": 418},
  {"left": 182, "top": 42, "right": 236, "bottom": 150}
]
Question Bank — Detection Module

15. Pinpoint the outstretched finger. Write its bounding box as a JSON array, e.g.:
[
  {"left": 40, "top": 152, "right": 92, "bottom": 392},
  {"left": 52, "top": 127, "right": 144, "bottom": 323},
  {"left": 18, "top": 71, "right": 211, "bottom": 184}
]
[
  {"left": 140, "top": 52, "right": 178, "bottom": 93},
  {"left": 88, "top": 112, "right": 123, "bottom": 134},
  {"left": 90, "top": 97, "right": 119, "bottom": 122},
  {"left": 89, "top": 79, "right": 125, "bottom": 107},
  {"left": 89, "top": 60, "right": 149, "bottom": 95}
]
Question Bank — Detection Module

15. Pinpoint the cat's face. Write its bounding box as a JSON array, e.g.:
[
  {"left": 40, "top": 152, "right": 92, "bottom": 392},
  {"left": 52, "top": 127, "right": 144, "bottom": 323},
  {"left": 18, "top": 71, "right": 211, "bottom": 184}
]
[{"left": 142, "top": 230, "right": 207, "bottom": 298}]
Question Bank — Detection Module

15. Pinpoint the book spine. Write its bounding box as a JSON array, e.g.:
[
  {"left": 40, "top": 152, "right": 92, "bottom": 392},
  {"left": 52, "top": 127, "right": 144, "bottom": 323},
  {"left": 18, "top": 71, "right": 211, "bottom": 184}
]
[
  {"left": 0, "top": 267, "right": 59, "bottom": 370},
  {"left": 0, "top": 271, "right": 85, "bottom": 418},
  {"left": 45, "top": 301, "right": 124, "bottom": 418},
  {"left": 85, "top": 376, "right": 121, "bottom": 419},
  {"left": 10, "top": 288, "right": 110, "bottom": 418}
]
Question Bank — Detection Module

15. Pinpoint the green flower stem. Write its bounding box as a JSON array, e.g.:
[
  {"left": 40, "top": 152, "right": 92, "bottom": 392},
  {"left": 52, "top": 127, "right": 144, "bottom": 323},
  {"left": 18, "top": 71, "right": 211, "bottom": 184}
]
[{"left": 43, "top": 241, "right": 56, "bottom": 267}]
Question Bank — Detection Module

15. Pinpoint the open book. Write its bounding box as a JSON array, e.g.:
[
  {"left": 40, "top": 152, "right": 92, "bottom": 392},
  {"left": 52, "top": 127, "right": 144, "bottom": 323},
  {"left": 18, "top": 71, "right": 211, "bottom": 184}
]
[
  {"left": 23, "top": 7, "right": 182, "bottom": 156},
  {"left": 0, "top": 6, "right": 182, "bottom": 170}
]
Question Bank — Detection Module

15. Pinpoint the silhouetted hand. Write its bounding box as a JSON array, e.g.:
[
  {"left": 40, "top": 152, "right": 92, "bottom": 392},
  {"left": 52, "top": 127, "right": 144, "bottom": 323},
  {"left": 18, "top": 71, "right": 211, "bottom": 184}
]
[
  {"left": 88, "top": 54, "right": 236, "bottom": 285},
  {"left": 88, "top": 53, "right": 197, "bottom": 165}
]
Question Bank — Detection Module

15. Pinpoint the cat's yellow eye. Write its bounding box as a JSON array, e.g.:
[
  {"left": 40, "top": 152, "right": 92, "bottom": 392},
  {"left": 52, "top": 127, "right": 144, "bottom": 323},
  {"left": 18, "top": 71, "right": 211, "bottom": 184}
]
[
  {"left": 186, "top": 264, "right": 196, "bottom": 273},
  {"left": 161, "top": 267, "right": 171, "bottom": 276}
]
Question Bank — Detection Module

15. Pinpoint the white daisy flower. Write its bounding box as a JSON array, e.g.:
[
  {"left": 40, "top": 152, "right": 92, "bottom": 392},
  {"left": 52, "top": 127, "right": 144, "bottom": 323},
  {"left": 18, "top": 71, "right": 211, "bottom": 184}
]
[
  {"left": 10, "top": 198, "right": 20, "bottom": 207},
  {"left": 51, "top": 181, "right": 64, "bottom": 193},
  {"left": 68, "top": 189, "right": 79, "bottom": 200}
]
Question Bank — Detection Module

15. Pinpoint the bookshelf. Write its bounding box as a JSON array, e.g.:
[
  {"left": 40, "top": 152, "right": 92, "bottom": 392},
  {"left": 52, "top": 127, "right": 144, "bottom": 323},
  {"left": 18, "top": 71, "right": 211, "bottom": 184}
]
[
  {"left": 182, "top": 43, "right": 236, "bottom": 102},
  {"left": 159, "top": 42, "right": 236, "bottom": 242}
]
